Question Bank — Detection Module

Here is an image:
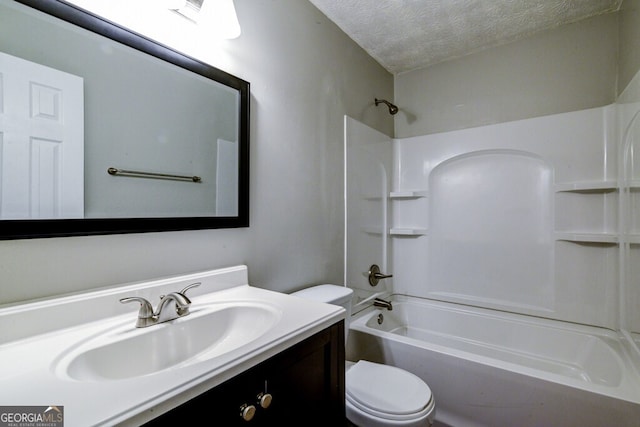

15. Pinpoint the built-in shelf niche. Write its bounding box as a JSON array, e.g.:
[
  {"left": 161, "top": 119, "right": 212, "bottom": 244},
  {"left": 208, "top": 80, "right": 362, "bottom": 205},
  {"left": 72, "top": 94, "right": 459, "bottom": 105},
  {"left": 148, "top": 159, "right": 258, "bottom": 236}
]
[
  {"left": 554, "top": 180, "right": 618, "bottom": 193},
  {"left": 389, "top": 190, "right": 428, "bottom": 199},
  {"left": 389, "top": 227, "right": 427, "bottom": 236},
  {"left": 554, "top": 180, "right": 619, "bottom": 244},
  {"left": 389, "top": 189, "right": 428, "bottom": 238},
  {"left": 555, "top": 232, "right": 618, "bottom": 244},
  {"left": 363, "top": 226, "right": 428, "bottom": 236}
]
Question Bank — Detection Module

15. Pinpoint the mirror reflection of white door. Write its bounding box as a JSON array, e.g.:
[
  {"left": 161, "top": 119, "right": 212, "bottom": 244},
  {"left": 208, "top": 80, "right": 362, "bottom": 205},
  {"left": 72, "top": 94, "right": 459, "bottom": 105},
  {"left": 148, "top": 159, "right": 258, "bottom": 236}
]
[{"left": 0, "top": 51, "right": 84, "bottom": 219}]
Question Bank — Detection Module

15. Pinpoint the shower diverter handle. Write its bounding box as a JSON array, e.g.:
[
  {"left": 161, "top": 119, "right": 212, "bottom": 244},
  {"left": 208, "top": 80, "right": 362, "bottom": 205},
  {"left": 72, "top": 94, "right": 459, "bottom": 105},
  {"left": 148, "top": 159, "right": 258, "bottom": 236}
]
[{"left": 368, "top": 264, "right": 393, "bottom": 286}]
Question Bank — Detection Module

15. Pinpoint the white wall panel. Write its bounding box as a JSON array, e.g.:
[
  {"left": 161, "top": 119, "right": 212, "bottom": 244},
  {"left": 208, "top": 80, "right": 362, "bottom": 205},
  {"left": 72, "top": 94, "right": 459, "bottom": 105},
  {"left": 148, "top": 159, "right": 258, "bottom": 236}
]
[{"left": 393, "top": 105, "right": 620, "bottom": 328}]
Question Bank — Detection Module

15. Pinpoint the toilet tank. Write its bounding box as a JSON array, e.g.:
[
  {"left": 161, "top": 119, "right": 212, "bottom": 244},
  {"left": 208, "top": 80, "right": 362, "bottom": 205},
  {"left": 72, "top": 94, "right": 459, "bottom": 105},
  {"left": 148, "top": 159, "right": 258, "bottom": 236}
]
[{"left": 291, "top": 284, "right": 353, "bottom": 333}]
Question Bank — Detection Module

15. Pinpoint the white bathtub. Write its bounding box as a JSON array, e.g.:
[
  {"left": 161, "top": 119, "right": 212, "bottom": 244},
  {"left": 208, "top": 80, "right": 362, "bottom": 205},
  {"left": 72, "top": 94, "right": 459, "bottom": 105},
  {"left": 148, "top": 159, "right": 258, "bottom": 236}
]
[{"left": 346, "top": 295, "right": 640, "bottom": 427}]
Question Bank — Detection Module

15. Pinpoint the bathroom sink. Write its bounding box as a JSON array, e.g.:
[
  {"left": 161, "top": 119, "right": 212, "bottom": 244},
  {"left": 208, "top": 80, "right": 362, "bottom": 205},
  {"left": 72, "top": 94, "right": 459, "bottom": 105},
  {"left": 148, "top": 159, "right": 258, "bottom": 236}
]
[{"left": 54, "top": 302, "right": 281, "bottom": 381}]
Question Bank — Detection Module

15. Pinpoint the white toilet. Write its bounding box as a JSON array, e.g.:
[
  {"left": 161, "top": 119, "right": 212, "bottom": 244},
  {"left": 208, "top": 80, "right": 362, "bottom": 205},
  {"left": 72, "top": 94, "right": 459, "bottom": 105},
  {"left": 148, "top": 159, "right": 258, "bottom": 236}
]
[{"left": 292, "top": 285, "right": 435, "bottom": 427}]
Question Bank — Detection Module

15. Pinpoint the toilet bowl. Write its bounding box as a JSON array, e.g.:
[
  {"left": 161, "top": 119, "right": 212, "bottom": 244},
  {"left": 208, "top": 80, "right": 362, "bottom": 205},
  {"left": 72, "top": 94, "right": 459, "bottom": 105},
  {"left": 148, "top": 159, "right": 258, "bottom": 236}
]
[{"left": 291, "top": 285, "right": 435, "bottom": 427}]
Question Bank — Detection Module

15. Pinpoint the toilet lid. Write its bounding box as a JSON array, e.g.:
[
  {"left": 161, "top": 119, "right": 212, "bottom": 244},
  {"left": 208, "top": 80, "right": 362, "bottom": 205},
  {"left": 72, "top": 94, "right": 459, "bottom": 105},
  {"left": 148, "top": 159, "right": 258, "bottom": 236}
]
[{"left": 346, "top": 360, "right": 432, "bottom": 416}]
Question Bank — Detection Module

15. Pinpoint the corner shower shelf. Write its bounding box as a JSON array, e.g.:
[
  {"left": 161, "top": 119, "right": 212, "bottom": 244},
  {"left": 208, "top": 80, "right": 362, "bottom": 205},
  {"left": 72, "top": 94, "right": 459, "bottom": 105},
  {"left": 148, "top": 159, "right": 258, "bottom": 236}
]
[
  {"left": 389, "top": 227, "right": 427, "bottom": 236},
  {"left": 555, "top": 232, "right": 618, "bottom": 244},
  {"left": 362, "top": 226, "right": 427, "bottom": 236},
  {"left": 389, "top": 190, "right": 428, "bottom": 199},
  {"left": 554, "top": 181, "right": 618, "bottom": 193}
]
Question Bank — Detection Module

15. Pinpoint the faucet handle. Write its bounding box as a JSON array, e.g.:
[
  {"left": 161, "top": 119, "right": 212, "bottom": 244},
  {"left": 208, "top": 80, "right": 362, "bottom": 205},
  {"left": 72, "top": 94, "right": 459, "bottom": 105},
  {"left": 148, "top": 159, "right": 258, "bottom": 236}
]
[
  {"left": 120, "top": 297, "right": 154, "bottom": 327},
  {"left": 368, "top": 264, "right": 393, "bottom": 286},
  {"left": 158, "top": 282, "right": 199, "bottom": 302},
  {"left": 180, "top": 282, "right": 201, "bottom": 296}
]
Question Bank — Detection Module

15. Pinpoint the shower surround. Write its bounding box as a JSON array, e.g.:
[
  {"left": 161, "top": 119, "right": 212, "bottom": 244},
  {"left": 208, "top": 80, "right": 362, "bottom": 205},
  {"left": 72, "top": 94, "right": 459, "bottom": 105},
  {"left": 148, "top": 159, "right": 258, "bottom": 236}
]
[
  {"left": 344, "top": 99, "right": 640, "bottom": 425},
  {"left": 391, "top": 105, "right": 622, "bottom": 329}
]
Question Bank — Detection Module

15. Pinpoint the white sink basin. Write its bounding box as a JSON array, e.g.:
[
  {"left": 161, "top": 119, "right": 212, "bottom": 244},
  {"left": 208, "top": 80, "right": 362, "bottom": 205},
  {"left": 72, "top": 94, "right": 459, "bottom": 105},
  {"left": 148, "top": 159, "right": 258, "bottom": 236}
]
[{"left": 54, "top": 302, "right": 281, "bottom": 381}]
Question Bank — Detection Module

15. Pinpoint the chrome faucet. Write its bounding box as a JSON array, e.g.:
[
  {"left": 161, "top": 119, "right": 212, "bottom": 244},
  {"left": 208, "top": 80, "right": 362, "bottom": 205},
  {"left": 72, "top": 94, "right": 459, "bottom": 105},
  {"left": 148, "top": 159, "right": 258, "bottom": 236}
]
[
  {"left": 120, "top": 282, "right": 200, "bottom": 327},
  {"left": 373, "top": 298, "right": 393, "bottom": 311}
]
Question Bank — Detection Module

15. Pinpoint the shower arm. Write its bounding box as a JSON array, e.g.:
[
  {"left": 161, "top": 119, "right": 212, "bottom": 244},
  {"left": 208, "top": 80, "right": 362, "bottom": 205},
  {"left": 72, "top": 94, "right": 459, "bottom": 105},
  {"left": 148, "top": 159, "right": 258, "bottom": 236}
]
[{"left": 375, "top": 98, "right": 399, "bottom": 115}]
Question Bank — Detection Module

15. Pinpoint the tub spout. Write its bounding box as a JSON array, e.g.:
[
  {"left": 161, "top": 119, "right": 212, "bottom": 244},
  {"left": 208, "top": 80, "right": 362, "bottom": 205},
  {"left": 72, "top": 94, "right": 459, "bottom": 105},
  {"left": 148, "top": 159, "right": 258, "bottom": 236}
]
[{"left": 373, "top": 298, "right": 393, "bottom": 311}]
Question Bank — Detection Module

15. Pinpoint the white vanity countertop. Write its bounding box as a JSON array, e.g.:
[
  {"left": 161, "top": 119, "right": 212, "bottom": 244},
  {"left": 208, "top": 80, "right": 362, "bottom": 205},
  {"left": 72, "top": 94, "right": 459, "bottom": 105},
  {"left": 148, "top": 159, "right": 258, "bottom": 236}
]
[{"left": 0, "top": 266, "right": 344, "bottom": 426}]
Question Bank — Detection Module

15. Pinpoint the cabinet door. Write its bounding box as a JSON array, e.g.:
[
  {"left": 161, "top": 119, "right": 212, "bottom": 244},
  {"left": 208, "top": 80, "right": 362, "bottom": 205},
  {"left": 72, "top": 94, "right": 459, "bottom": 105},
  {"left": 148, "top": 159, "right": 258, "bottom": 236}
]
[
  {"left": 143, "top": 322, "right": 345, "bottom": 426},
  {"left": 261, "top": 324, "right": 345, "bottom": 424}
]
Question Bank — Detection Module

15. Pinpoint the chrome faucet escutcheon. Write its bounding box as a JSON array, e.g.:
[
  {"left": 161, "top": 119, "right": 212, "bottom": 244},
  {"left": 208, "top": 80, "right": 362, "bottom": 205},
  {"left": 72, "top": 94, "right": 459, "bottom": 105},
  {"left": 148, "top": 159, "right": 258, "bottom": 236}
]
[
  {"left": 368, "top": 264, "right": 393, "bottom": 286},
  {"left": 120, "top": 282, "right": 201, "bottom": 327}
]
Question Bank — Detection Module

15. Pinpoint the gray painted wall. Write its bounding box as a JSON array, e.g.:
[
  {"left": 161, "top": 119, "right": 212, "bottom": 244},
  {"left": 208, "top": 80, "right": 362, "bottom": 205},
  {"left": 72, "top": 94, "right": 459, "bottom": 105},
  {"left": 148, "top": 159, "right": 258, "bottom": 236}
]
[
  {"left": 0, "top": 0, "right": 393, "bottom": 305},
  {"left": 619, "top": 0, "right": 640, "bottom": 95},
  {"left": 394, "top": 13, "right": 619, "bottom": 138}
]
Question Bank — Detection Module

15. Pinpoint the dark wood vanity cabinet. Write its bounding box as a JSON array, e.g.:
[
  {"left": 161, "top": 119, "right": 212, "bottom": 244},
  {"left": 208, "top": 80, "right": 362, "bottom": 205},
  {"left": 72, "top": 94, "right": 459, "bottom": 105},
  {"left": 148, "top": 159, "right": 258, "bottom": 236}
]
[{"left": 144, "top": 321, "right": 345, "bottom": 426}]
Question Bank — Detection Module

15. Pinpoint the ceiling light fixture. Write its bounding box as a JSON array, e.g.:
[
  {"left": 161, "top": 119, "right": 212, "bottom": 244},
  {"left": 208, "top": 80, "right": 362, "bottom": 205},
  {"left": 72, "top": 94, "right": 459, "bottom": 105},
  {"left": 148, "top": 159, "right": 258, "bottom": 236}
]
[
  {"left": 170, "top": 0, "right": 202, "bottom": 23},
  {"left": 170, "top": 0, "right": 241, "bottom": 39}
]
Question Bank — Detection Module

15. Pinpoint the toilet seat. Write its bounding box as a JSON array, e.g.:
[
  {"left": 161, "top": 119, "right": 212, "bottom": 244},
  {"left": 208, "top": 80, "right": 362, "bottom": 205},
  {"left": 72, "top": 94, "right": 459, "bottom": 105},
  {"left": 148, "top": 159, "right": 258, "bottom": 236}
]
[{"left": 346, "top": 360, "right": 434, "bottom": 422}]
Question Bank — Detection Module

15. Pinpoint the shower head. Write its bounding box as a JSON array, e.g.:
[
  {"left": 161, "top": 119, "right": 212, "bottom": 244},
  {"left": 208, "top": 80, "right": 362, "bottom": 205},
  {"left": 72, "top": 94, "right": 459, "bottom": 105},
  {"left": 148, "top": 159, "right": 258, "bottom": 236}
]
[{"left": 375, "top": 98, "right": 399, "bottom": 115}]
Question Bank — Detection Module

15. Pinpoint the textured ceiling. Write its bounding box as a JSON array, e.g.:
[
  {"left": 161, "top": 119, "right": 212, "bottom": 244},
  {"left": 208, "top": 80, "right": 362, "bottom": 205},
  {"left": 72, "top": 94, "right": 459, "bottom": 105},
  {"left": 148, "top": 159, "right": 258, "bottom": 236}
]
[{"left": 308, "top": 0, "right": 622, "bottom": 74}]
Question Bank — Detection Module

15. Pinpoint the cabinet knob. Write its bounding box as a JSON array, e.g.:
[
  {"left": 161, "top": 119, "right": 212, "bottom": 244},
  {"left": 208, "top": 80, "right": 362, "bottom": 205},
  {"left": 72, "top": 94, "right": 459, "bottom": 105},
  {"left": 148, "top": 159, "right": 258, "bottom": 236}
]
[
  {"left": 239, "top": 404, "right": 256, "bottom": 421},
  {"left": 257, "top": 392, "right": 273, "bottom": 409}
]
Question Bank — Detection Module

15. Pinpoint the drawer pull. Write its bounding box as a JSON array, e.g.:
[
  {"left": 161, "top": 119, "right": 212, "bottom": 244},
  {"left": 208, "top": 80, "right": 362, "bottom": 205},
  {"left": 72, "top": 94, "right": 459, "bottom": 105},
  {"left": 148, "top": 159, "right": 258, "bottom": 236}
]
[
  {"left": 240, "top": 404, "right": 256, "bottom": 421},
  {"left": 257, "top": 392, "right": 273, "bottom": 409}
]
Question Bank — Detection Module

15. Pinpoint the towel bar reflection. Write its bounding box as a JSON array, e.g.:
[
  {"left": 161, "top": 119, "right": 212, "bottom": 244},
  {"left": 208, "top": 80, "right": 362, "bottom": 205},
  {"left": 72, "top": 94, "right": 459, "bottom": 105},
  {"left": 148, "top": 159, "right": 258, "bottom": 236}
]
[{"left": 107, "top": 167, "right": 202, "bottom": 183}]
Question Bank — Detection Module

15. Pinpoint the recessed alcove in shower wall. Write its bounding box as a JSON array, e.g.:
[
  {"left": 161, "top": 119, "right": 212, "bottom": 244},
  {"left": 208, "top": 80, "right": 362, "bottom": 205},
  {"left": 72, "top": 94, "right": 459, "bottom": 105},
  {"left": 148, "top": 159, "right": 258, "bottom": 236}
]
[{"left": 427, "top": 150, "right": 554, "bottom": 311}]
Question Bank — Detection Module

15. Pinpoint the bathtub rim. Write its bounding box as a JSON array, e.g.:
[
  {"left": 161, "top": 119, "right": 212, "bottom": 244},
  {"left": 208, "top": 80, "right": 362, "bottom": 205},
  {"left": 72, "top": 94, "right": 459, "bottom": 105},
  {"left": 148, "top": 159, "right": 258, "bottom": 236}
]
[{"left": 349, "top": 294, "right": 640, "bottom": 405}]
